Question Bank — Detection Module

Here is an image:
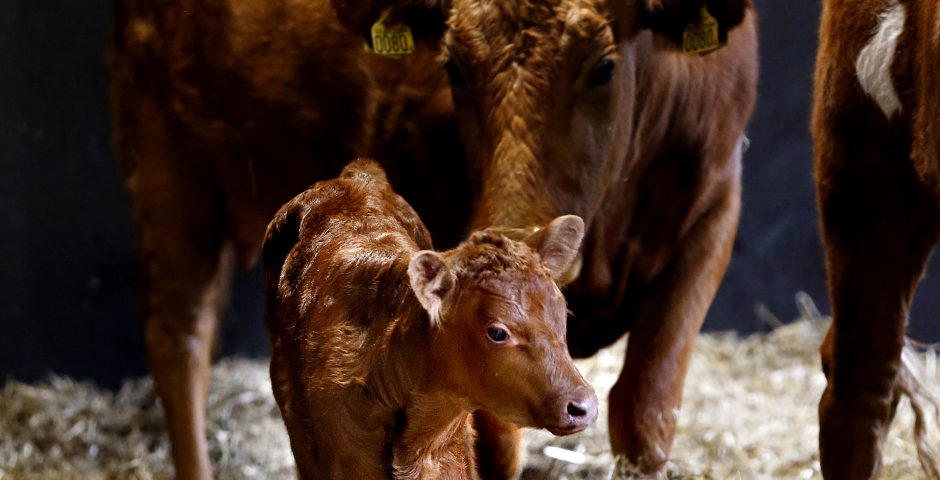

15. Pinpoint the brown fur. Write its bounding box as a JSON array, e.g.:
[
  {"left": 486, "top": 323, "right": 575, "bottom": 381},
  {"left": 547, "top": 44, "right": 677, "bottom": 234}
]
[
  {"left": 440, "top": 0, "right": 757, "bottom": 475},
  {"left": 262, "top": 159, "right": 596, "bottom": 480},
  {"left": 110, "top": 1, "right": 467, "bottom": 477},
  {"left": 111, "top": 0, "right": 757, "bottom": 476},
  {"left": 813, "top": 0, "right": 940, "bottom": 478}
]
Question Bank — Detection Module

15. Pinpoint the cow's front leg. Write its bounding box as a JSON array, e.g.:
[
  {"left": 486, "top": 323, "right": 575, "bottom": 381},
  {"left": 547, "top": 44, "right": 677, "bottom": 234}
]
[{"left": 608, "top": 181, "right": 740, "bottom": 476}]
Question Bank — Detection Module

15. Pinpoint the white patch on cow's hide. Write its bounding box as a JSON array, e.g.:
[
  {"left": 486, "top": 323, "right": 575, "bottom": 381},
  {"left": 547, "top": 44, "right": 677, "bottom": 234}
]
[
  {"left": 935, "top": 6, "right": 940, "bottom": 48},
  {"left": 856, "top": 0, "right": 905, "bottom": 118}
]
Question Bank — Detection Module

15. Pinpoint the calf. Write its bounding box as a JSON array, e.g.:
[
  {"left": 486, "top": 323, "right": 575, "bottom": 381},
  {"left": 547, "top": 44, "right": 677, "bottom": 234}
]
[
  {"left": 262, "top": 159, "right": 598, "bottom": 480},
  {"left": 813, "top": 0, "right": 940, "bottom": 478}
]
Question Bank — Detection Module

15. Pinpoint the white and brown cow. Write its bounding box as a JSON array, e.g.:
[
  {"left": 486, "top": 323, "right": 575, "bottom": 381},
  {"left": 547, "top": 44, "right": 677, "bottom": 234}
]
[
  {"left": 814, "top": 0, "right": 940, "bottom": 478},
  {"left": 111, "top": 0, "right": 757, "bottom": 477}
]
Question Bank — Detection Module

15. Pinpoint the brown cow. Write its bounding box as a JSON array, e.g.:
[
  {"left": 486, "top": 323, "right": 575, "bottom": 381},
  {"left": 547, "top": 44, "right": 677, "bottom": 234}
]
[
  {"left": 262, "top": 159, "right": 597, "bottom": 479},
  {"left": 813, "top": 0, "right": 940, "bottom": 478},
  {"left": 111, "top": 0, "right": 756, "bottom": 477},
  {"left": 430, "top": 1, "right": 757, "bottom": 475}
]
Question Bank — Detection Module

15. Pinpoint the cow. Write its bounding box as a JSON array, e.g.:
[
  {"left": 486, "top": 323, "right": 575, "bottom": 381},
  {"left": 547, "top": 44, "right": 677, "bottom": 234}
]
[
  {"left": 262, "top": 158, "right": 597, "bottom": 479},
  {"left": 110, "top": 0, "right": 757, "bottom": 477},
  {"left": 813, "top": 0, "right": 940, "bottom": 478},
  {"left": 430, "top": 1, "right": 757, "bottom": 475}
]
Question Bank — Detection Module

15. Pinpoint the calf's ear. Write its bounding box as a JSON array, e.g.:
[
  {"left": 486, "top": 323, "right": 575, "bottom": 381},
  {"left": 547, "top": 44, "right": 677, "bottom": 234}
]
[
  {"left": 408, "top": 251, "right": 456, "bottom": 326},
  {"left": 638, "top": 0, "right": 750, "bottom": 47},
  {"left": 525, "top": 215, "right": 585, "bottom": 283},
  {"left": 262, "top": 190, "right": 313, "bottom": 330}
]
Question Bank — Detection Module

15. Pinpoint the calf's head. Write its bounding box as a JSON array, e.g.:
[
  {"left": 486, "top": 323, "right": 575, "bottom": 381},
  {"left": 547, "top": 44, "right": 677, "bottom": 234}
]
[{"left": 408, "top": 215, "right": 597, "bottom": 434}]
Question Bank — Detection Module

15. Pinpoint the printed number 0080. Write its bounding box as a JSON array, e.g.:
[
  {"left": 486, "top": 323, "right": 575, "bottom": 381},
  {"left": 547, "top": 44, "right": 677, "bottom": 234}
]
[
  {"left": 684, "top": 27, "right": 717, "bottom": 52},
  {"left": 375, "top": 33, "right": 412, "bottom": 54}
]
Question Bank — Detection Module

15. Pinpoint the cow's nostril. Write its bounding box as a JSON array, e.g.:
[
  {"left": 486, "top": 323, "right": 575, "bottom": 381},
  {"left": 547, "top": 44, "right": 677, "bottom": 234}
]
[
  {"left": 550, "top": 391, "right": 598, "bottom": 434},
  {"left": 567, "top": 401, "right": 588, "bottom": 418}
]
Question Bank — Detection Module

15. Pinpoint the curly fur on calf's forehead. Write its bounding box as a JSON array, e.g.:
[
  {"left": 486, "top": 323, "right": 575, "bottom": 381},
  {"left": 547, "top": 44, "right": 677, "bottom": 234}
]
[{"left": 449, "top": 231, "right": 550, "bottom": 284}]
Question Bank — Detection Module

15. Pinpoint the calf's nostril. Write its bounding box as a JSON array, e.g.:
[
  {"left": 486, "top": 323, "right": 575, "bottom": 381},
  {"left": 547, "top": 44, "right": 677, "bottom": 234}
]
[{"left": 566, "top": 401, "right": 588, "bottom": 418}]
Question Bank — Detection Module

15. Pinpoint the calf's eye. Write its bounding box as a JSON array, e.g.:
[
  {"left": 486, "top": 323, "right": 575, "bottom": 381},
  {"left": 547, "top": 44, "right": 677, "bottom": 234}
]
[
  {"left": 588, "top": 58, "right": 616, "bottom": 87},
  {"left": 486, "top": 326, "right": 509, "bottom": 343}
]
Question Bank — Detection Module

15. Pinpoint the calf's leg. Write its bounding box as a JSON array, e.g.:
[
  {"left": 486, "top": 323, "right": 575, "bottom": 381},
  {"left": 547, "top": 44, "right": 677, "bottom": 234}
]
[{"left": 473, "top": 411, "right": 522, "bottom": 479}]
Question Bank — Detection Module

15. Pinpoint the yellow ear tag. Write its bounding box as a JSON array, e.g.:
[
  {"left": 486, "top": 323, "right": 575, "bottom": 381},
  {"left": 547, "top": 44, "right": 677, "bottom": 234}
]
[
  {"left": 682, "top": 7, "right": 723, "bottom": 55},
  {"left": 366, "top": 9, "right": 416, "bottom": 58}
]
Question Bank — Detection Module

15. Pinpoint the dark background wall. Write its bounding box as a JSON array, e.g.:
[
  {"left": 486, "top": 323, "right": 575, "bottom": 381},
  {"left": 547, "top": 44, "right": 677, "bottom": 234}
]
[{"left": 2, "top": 0, "right": 938, "bottom": 388}]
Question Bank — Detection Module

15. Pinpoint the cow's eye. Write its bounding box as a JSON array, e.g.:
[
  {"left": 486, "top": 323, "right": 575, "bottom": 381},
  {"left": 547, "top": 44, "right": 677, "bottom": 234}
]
[
  {"left": 444, "top": 59, "right": 465, "bottom": 88},
  {"left": 486, "top": 325, "right": 509, "bottom": 343},
  {"left": 588, "top": 58, "right": 616, "bottom": 87}
]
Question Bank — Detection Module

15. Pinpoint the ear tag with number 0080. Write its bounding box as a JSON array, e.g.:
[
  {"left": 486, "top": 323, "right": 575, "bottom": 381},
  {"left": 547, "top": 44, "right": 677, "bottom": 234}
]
[
  {"left": 366, "top": 9, "right": 416, "bottom": 58},
  {"left": 682, "top": 7, "right": 724, "bottom": 55}
]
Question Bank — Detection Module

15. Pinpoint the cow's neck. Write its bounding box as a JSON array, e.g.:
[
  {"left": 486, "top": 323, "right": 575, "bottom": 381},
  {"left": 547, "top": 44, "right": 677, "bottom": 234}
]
[{"left": 570, "top": 28, "right": 754, "bottom": 299}]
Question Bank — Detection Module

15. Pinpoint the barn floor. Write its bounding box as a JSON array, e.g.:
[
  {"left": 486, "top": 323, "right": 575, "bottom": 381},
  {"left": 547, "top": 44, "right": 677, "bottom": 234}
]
[{"left": 2, "top": 296, "right": 938, "bottom": 479}]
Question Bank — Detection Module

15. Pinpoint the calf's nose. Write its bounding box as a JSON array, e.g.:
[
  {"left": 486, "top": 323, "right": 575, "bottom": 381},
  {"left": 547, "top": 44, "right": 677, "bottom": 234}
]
[
  {"left": 567, "top": 398, "right": 594, "bottom": 419},
  {"left": 566, "top": 388, "right": 599, "bottom": 425},
  {"left": 549, "top": 386, "right": 598, "bottom": 435}
]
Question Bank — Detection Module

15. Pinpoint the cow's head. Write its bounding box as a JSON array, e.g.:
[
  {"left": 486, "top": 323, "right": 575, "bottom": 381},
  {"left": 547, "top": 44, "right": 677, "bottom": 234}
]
[
  {"left": 441, "top": 0, "right": 750, "bottom": 229},
  {"left": 408, "top": 215, "right": 598, "bottom": 434},
  {"left": 334, "top": 0, "right": 750, "bottom": 278}
]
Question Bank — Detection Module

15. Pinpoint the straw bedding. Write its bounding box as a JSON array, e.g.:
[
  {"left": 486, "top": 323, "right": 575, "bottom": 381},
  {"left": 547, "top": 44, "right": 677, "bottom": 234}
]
[{"left": 2, "top": 297, "right": 938, "bottom": 479}]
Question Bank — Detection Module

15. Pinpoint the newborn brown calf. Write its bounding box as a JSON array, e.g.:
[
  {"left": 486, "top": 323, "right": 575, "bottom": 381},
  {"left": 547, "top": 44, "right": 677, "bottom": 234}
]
[{"left": 262, "top": 159, "right": 597, "bottom": 479}]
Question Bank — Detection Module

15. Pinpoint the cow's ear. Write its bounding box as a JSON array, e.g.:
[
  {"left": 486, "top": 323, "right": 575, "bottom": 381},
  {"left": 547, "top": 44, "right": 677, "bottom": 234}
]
[
  {"left": 524, "top": 215, "right": 585, "bottom": 283},
  {"left": 408, "top": 250, "right": 456, "bottom": 326},
  {"left": 331, "top": 0, "right": 448, "bottom": 46},
  {"left": 639, "top": 0, "right": 750, "bottom": 48}
]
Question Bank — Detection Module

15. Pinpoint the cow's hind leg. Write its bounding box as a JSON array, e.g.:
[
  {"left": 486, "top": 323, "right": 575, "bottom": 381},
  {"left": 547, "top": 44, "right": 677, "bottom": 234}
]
[
  {"left": 115, "top": 76, "right": 232, "bottom": 478},
  {"left": 816, "top": 119, "right": 940, "bottom": 479},
  {"left": 135, "top": 195, "right": 231, "bottom": 480},
  {"left": 141, "top": 240, "right": 232, "bottom": 480}
]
